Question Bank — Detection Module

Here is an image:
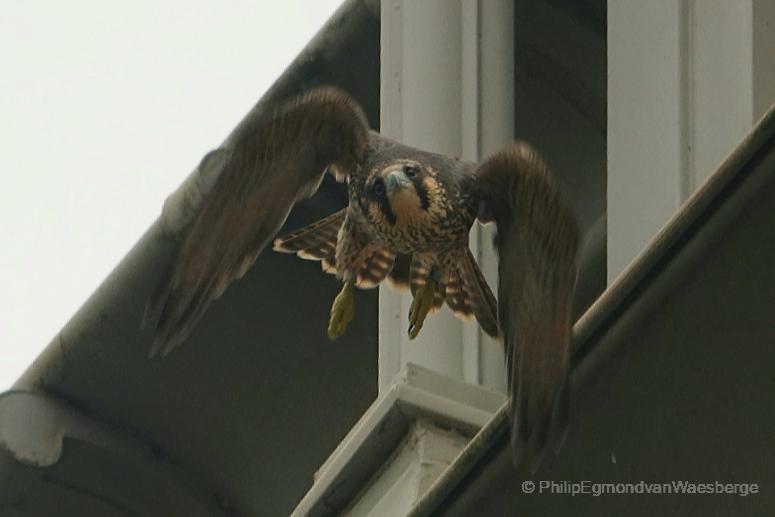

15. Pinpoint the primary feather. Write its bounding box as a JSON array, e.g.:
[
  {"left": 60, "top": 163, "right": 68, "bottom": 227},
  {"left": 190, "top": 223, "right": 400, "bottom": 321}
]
[
  {"left": 475, "top": 142, "right": 579, "bottom": 474},
  {"left": 146, "top": 88, "right": 369, "bottom": 356}
]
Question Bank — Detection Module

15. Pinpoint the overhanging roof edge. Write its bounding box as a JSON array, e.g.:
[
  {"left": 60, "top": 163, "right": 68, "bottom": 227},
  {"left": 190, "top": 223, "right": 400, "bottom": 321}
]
[{"left": 13, "top": 0, "right": 380, "bottom": 393}]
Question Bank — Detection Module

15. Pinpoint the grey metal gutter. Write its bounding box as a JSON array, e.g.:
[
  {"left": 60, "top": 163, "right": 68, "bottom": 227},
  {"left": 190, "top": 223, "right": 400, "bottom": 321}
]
[{"left": 408, "top": 102, "right": 775, "bottom": 516}]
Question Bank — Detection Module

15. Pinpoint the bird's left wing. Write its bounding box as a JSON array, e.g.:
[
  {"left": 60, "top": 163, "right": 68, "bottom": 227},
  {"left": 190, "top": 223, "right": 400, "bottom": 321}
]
[
  {"left": 473, "top": 142, "right": 579, "bottom": 475},
  {"left": 145, "top": 87, "right": 369, "bottom": 356}
]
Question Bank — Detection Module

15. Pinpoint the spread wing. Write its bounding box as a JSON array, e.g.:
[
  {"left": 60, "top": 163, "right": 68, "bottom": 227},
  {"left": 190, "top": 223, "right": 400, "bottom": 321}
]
[
  {"left": 145, "top": 87, "right": 369, "bottom": 357},
  {"left": 474, "top": 142, "right": 579, "bottom": 474}
]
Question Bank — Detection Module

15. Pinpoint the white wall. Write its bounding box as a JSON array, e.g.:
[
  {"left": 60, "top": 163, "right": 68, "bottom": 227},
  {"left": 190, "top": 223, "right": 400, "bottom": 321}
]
[{"left": 608, "top": 0, "right": 775, "bottom": 282}]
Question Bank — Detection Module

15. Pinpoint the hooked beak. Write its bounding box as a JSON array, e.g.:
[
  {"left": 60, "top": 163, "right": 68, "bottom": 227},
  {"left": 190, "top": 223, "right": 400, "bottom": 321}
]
[{"left": 385, "top": 170, "right": 412, "bottom": 194}]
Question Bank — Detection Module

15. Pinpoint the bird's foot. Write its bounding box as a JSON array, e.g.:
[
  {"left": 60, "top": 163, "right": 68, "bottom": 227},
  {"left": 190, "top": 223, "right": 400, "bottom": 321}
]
[
  {"left": 328, "top": 281, "right": 354, "bottom": 339},
  {"left": 408, "top": 278, "right": 437, "bottom": 339}
]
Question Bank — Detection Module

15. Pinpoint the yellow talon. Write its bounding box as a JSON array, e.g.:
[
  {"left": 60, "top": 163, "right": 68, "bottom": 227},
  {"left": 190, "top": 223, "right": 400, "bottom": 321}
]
[
  {"left": 408, "top": 278, "right": 437, "bottom": 339},
  {"left": 328, "top": 281, "right": 354, "bottom": 339}
]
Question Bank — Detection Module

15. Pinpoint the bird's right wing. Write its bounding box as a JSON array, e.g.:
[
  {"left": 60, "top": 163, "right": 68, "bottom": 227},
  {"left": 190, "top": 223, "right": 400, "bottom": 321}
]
[
  {"left": 145, "top": 87, "right": 369, "bottom": 356},
  {"left": 473, "top": 142, "right": 579, "bottom": 474}
]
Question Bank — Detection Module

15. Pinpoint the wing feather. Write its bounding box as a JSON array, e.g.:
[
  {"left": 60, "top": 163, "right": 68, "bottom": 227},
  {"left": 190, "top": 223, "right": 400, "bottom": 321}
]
[
  {"left": 474, "top": 142, "right": 579, "bottom": 474},
  {"left": 272, "top": 208, "right": 347, "bottom": 260},
  {"left": 146, "top": 87, "right": 369, "bottom": 356},
  {"left": 385, "top": 253, "right": 412, "bottom": 290},
  {"left": 459, "top": 249, "right": 499, "bottom": 337}
]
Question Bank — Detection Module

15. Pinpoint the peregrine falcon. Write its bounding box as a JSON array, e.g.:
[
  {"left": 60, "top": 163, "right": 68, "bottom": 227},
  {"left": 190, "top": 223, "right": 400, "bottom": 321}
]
[{"left": 145, "top": 87, "right": 579, "bottom": 474}]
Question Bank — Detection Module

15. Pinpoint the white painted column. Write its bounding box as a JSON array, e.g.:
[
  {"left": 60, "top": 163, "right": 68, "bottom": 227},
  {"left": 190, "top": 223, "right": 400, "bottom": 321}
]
[
  {"left": 379, "top": 0, "right": 512, "bottom": 395},
  {"left": 461, "top": 0, "right": 512, "bottom": 394},
  {"left": 607, "top": 0, "right": 775, "bottom": 283}
]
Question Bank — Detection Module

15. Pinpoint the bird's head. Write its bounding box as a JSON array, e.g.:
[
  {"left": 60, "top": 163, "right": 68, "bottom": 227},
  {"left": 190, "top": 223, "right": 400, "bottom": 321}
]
[{"left": 360, "top": 159, "right": 446, "bottom": 232}]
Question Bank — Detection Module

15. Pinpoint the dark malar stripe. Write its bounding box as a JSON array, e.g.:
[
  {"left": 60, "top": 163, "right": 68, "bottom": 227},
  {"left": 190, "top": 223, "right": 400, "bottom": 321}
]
[
  {"left": 412, "top": 176, "right": 431, "bottom": 209},
  {"left": 378, "top": 197, "right": 397, "bottom": 225}
]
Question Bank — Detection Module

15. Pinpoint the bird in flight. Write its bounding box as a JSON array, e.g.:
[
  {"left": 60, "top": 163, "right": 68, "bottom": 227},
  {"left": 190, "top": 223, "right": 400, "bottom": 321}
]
[{"left": 145, "top": 87, "right": 579, "bottom": 474}]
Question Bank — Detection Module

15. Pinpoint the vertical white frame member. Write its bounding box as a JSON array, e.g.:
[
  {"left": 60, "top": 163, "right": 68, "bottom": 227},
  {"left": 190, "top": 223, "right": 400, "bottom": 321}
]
[
  {"left": 608, "top": 0, "right": 775, "bottom": 283},
  {"left": 379, "top": 0, "right": 513, "bottom": 394}
]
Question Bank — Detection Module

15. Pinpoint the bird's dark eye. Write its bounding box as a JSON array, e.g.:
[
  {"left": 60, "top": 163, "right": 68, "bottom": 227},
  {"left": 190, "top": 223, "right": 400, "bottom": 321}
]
[
  {"left": 372, "top": 178, "right": 386, "bottom": 197},
  {"left": 404, "top": 165, "right": 418, "bottom": 178}
]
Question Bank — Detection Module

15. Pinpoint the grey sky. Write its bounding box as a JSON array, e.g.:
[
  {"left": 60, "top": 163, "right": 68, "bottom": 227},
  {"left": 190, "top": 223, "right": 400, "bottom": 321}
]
[{"left": 0, "top": 1, "right": 343, "bottom": 388}]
